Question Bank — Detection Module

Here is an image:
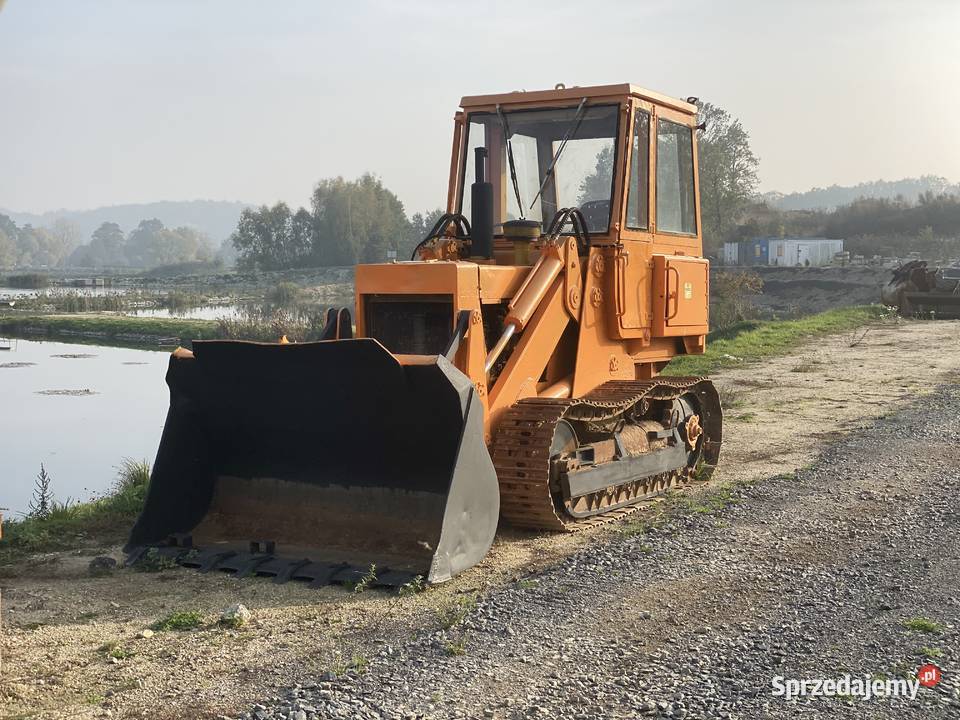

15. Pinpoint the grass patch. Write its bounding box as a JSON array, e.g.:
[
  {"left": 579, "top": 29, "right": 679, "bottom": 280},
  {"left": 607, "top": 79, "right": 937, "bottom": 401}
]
[
  {"left": 345, "top": 564, "right": 378, "bottom": 593},
  {"left": 332, "top": 653, "right": 369, "bottom": 675},
  {"left": 717, "top": 386, "right": 746, "bottom": 410},
  {"left": 919, "top": 646, "right": 943, "bottom": 659},
  {"left": 0, "top": 313, "right": 218, "bottom": 344},
  {"left": 663, "top": 305, "right": 886, "bottom": 377},
  {"left": 133, "top": 547, "right": 179, "bottom": 573},
  {"left": 517, "top": 579, "right": 538, "bottom": 590},
  {"left": 444, "top": 639, "right": 467, "bottom": 656},
  {"left": 669, "top": 484, "right": 740, "bottom": 515},
  {"left": 436, "top": 593, "right": 478, "bottom": 629},
  {"left": 348, "top": 654, "right": 369, "bottom": 674},
  {"left": 398, "top": 575, "right": 426, "bottom": 597},
  {"left": 214, "top": 307, "right": 328, "bottom": 343},
  {"left": 616, "top": 482, "right": 744, "bottom": 537},
  {"left": 902, "top": 617, "right": 942, "bottom": 634},
  {"left": 99, "top": 641, "right": 133, "bottom": 660},
  {"left": 152, "top": 610, "right": 204, "bottom": 632},
  {"left": 0, "top": 458, "right": 151, "bottom": 560}
]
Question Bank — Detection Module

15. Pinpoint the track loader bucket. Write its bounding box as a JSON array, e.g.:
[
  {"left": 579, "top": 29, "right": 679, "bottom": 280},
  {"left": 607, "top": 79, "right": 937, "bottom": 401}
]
[{"left": 126, "top": 339, "right": 499, "bottom": 586}]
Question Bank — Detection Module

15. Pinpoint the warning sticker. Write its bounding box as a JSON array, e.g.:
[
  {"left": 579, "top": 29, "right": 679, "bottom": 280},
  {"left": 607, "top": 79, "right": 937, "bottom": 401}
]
[{"left": 683, "top": 281, "right": 693, "bottom": 300}]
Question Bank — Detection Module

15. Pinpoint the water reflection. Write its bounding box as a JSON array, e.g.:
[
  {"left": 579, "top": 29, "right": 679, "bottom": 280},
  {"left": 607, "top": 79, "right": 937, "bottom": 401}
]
[{"left": 0, "top": 338, "right": 170, "bottom": 516}]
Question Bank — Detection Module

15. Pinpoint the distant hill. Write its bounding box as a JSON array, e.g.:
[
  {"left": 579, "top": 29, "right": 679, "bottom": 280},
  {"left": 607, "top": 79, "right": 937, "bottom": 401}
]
[
  {"left": 762, "top": 175, "right": 960, "bottom": 211},
  {"left": 0, "top": 200, "right": 250, "bottom": 242}
]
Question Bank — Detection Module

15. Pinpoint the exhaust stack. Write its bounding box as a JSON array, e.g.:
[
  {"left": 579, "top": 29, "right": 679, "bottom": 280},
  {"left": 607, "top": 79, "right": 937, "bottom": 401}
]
[{"left": 470, "top": 146, "right": 494, "bottom": 259}]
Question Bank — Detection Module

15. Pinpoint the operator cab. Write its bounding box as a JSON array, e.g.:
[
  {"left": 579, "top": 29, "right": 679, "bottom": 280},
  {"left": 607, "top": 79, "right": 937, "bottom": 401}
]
[
  {"left": 450, "top": 83, "right": 701, "bottom": 260},
  {"left": 458, "top": 103, "right": 620, "bottom": 234}
]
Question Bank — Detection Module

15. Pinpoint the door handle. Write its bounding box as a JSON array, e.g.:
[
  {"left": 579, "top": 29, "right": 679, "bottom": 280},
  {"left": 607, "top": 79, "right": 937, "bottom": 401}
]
[
  {"left": 615, "top": 250, "right": 629, "bottom": 317},
  {"left": 665, "top": 266, "right": 681, "bottom": 321}
]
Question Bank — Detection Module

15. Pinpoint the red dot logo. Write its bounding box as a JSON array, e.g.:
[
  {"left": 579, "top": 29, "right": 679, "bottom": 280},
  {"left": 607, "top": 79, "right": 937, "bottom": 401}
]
[{"left": 918, "top": 664, "right": 942, "bottom": 688}]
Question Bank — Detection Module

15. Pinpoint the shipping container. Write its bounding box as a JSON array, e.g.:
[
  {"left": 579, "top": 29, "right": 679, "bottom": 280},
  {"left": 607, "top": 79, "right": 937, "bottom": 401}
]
[
  {"left": 767, "top": 238, "right": 843, "bottom": 267},
  {"left": 742, "top": 238, "right": 769, "bottom": 266},
  {"left": 723, "top": 242, "right": 739, "bottom": 265}
]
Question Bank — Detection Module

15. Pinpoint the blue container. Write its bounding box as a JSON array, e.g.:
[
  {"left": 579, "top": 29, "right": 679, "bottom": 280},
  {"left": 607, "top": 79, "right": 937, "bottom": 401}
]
[{"left": 746, "top": 238, "right": 769, "bottom": 266}]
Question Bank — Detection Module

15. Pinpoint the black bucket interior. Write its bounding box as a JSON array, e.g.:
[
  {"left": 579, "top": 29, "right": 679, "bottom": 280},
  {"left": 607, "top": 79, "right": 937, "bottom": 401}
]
[{"left": 127, "top": 339, "right": 499, "bottom": 579}]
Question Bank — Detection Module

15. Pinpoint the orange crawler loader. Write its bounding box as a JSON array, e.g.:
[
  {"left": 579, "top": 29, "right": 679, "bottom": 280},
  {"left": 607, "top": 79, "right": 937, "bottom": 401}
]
[{"left": 127, "top": 84, "right": 722, "bottom": 586}]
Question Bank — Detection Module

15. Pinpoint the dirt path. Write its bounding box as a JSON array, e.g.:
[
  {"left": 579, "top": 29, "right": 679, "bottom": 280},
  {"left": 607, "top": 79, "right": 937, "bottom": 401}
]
[{"left": 1, "top": 318, "right": 958, "bottom": 720}]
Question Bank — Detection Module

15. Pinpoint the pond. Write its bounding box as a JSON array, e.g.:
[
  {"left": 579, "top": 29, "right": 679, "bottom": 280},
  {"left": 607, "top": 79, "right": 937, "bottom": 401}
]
[{"left": 0, "top": 338, "right": 170, "bottom": 517}]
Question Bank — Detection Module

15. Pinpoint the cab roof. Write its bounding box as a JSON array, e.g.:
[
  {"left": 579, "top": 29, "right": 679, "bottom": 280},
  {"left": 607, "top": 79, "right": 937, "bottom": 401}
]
[{"left": 459, "top": 83, "right": 697, "bottom": 115}]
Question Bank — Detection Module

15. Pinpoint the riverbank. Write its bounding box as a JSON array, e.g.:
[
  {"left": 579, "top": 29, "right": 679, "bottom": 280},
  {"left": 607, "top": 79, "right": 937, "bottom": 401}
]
[
  {"left": 0, "top": 309, "right": 332, "bottom": 347},
  {"left": 0, "top": 313, "right": 219, "bottom": 346}
]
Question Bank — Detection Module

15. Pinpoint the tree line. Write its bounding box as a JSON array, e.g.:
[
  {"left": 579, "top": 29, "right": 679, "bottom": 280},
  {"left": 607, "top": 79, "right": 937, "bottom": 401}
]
[
  {"left": 728, "top": 192, "right": 960, "bottom": 259},
  {"left": 0, "top": 215, "right": 80, "bottom": 268},
  {"left": 231, "top": 174, "right": 444, "bottom": 270},
  {"left": 0, "top": 213, "right": 215, "bottom": 270},
  {"left": 764, "top": 175, "right": 960, "bottom": 212}
]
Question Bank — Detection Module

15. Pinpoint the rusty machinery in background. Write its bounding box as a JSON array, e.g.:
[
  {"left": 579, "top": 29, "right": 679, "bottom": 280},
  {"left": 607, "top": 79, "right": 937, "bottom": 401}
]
[
  {"left": 882, "top": 259, "right": 960, "bottom": 318},
  {"left": 126, "top": 84, "right": 723, "bottom": 587}
]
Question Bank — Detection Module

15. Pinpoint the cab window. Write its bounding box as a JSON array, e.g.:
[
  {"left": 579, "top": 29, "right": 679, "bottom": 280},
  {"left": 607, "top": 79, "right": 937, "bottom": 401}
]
[
  {"left": 656, "top": 119, "right": 696, "bottom": 235},
  {"left": 626, "top": 110, "right": 650, "bottom": 230}
]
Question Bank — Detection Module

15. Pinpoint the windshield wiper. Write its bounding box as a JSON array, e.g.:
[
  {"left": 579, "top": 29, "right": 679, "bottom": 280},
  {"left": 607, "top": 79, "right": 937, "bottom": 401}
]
[
  {"left": 496, "top": 104, "right": 525, "bottom": 220},
  {"left": 529, "top": 97, "right": 588, "bottom": 210}
]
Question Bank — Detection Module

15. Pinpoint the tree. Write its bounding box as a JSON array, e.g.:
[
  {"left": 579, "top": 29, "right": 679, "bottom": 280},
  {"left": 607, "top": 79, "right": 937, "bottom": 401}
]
[
  {"left": 28, "top": 463, "right": 54, "bottom": 519},
  {"left": 125, "top": 218, "right": 166, "bottom": 267},
  {"left": 15, "top": 225, "right": 41, "bottom": 266},
  {"left": 0, "top": 228, "right": 15, "bottom": 268},
  {"left": 124, "top": 219, "right": 212, "bottom": 268},
  {"left": 231, "top": 203, "right": 314, "bottom": 270},
  {"left": 311, "top": 174, "right": 411, "bottom": 266},
  {"left": 77, "top": 221, "right": 127, "bottom": 267},
  {"left": 696, "top": 101, "right": 760, "bottom": 249},
  {"left": 0, "top": 214, "right": 18, "bottom": 267},
  {"left": 48, "top": 219, "right": 81, "bottom": 264},
  {"left": 577, "top": 145, "right": 615, "bottom": 206}
]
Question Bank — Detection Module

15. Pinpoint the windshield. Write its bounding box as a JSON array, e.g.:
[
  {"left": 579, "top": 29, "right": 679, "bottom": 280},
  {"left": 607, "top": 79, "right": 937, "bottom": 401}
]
[{"left": 459, "top": 104, "right": 619, "bottom": 234}]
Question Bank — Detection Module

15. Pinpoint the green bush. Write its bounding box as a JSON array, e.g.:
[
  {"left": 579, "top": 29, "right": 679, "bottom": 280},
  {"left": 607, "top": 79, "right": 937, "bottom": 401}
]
[
  {"left": 133, "top": 547, "right": 179, "bottom": 573},
  {"left": 152, "top": 610, "right": 204, "bottom": 632},
  {"left": 0, "top": 457, "right": 151, "bottom": 558},
  {"left": 267, "top": 281, "right": 301, "bottom": 305},
  {"left": 710, "top": 270, "right": 764, "bottom": 330}
]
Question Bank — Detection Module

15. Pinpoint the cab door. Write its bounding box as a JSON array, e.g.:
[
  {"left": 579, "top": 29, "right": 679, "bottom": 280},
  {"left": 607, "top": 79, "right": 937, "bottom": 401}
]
[
  {"left": 609, "top": 104, "right": 654, "bottom": 340},
  {"left": 651, "top": 255, "right": 709, "bottom": 336}
]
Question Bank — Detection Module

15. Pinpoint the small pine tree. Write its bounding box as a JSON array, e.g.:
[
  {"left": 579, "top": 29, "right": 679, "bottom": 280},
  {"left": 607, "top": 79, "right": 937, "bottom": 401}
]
[{"left": 28, "top": 463, "right": 54, "bottom": 519}]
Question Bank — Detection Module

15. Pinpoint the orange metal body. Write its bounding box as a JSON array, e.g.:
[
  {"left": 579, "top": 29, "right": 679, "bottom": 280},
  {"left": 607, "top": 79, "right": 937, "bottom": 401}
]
[{"left": 355, "top": 84, "right": 709, "bottom": 439}]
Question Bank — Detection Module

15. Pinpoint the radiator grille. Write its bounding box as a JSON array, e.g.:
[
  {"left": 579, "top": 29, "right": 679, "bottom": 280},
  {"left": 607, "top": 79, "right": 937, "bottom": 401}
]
[{"left": 365, "top": 295, "right": 454, "bottom": 356}]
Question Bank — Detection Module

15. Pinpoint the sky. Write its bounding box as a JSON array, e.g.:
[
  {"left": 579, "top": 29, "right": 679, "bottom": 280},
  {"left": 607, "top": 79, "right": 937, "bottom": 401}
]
[{"left": 1, "top": 0, "right": 958, "bottom": 216}]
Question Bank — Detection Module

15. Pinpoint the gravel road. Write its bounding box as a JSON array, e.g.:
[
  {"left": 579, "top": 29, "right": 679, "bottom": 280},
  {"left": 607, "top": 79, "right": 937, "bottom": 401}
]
[{"left": 241, "top": 382, "right": 960, "bottom": 720}]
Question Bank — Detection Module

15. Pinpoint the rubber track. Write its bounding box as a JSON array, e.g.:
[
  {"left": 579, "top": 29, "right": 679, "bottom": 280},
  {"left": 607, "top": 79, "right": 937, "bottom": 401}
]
[{"left": 491, "top": 377, "right": 714, "bottom": 531}]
